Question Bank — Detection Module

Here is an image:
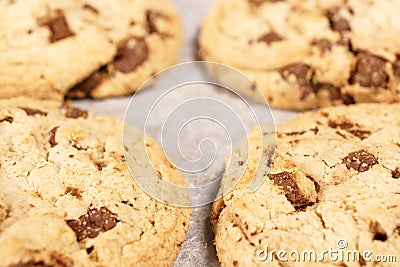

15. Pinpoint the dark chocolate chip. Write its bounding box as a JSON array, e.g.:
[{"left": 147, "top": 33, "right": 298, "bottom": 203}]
[
  {"left": 49, "top": 127, "right": 59, "bottom": 147},
  {"left": 257, "top": 32, "right": 283, "bottom": 45},
  {"left": 328, "top": 120, "right": 354, "bottom": 129},
  {"left": 269, "top": 172, "right": 314, "bottom": 207},
  {"left": 326, "top": 10, "right": 351, "bottom": 32},
  {"left": 114, "top": 38, "right": 149, "bottom": 74},
  {"left": 312, "top": 39, "right": 332, "bottom": 52},
  {"left": 86, "top": 246, "right": 94, "bottom": 254},
  {"left": 343, "top": 150, "right": 378, "bottom": 172},
  {"left": 65, "top": 187, "right": 82, "bottom": 199},
  {"left": 8, "top": 262, "right": 52, "bottom": 267},
  {"left": 68, "top": 72, "right": 103, "bottom": 98},
  {"left": 350, "top": 52, "right": 388, "bottom": 88},
  {"left": 392, "top": 168, "right": 400, "bottom": 179},
  {"left": 0, "top": 116, "right": 13, "bottom": 123},
  {"left": 65, "top": 106, "right": 88, "bottom": 119},
  {"left": 348, "top": 130, "right": 371, "bottom": 140},
  {"left": 370, "top": 221, "right": 388, "bottom": 241},
  {"left": 281, "top": 63, "right": 313, "bottom": 86},
  {"left": 20, "top": 107, "right": 47, "bottom": 116},
  {"left": 67, "top": 207, "right": 118, "bottom": 242},
  {"left": 43, "top": 13, "right": 75, "bottom": 43},
  {"left": 83, "top": 4, "right": 99, "bottom": 14},
  {"left": 342, "top": 94, "right": 355, "bottom": 105}
]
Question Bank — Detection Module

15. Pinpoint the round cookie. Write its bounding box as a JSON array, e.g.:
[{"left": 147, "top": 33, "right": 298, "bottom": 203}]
[
  {"left": 199, "top": 0, "right": 400, "bottom": 110},
  {"left": 212, "top": 103, "right": 400, "bottom": 266},
  {"left": 0, "top": 0, "right": 183, "bottom": 102},
  {"left": 0, "top": 100, "right": 191, "bottom": 266}
]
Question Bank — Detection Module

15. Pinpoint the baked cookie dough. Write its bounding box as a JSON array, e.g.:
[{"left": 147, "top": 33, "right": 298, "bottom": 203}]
[
  {"left": 212, "top": 103, "right": 400, "bottom": 266},
  {"left": 199, "top": 0, "right": 400, "bottom": 110},
  {"left": 0, "top": 0, "right": 183, "bottom": 102},
  {"left": 0, "top": 99, "right": 191, "bottom": 266}
]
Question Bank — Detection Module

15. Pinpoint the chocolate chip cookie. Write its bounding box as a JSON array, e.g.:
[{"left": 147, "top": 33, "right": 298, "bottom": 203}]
[
  {"left": 212, "top": 103, "right": 400, "bottom": 266},
  {"left": 0, "top": 0, "right": 183, "bottom": 102},
  {"left": 0, "top": 99, "right": 191, "bottom": 266},
  {"left": 199, "top": 0, "right": 400, "bottom": 110}
]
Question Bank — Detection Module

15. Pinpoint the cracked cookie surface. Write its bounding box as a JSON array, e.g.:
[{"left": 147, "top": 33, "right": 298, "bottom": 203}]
[
  {"left": 0, "top": 99, "right": 191, "bottom": 266},
  {"left": 212, "top": 103, "right": 400, "bottom": 266},
  {"left": 199, "top": 0, "right": 400, "bottom": 110},
  {"left": 0, "top": 0, "right": 183, "bottom": 102}
]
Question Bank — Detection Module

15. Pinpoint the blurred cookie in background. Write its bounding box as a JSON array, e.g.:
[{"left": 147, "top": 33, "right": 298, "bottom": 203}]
[{"left": 199, "top": 0, "right": 400, "bottom": 110}]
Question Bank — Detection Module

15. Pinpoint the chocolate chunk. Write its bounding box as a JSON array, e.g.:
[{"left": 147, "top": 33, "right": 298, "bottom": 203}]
[
  {"left": 392, "top": 168, "right": 400, "bottom": 179},
  {"left": 43, "top": 13, "right": 75, "bottom": 43},
  {"left": 65, "top": 187, "right": 82, "bottom": 198},
  {"left": 146, "top": 10, "right": 163, "bottom": 34},
  {"left": 83, "top": 4, "right": 99, "bottom": 14},
  {"left": 9, "top": 262, "right": 52, "bottom": 267},
  {"left": 269, "top": 172, "right": 314, "bottom": 207},
  {"left": 0, "top": 116, "right": 13, "bottom": 123},
  {"left": 342, "top": 94, "right": 355, "bottom": 105},
  {"left": 392, "top": 57, "right": 400, "bottom": 77},
  {"left": 312, "top": 39, "right": 332, "bottom": 52},
  {"left": 343, "top": 150, "right": 378, "bottom": 172},
  {"left": 49, "top": 127, "right": 59, "bottom": 147},
  {"left": 312, "top": 83, "right": 341, "bottom": 100},
  {"left": 114, "top": 38, "right": 149, "bottom": 74},
  {"left": 65, "top": 106, "right": 88, "bottom": 119},
  {"left": 348, "top": 130, "right": 371, "bottom": 140},
  {"left": 328, "top": 120, "right": 354, "bottom": 129},
  {"left": 281, "top": 63, "right": 313, "bottom": 85},
  {"left": 67, "top": 207, "right": 118, "bottom": 242},
  {"left": 68, "top": 72, "right": 103, "bottom": 98},
  {"left": 326, "top": 10, "right": 351, "bottom": 32},
  {"left": 351, "top": 52, "right": 388, "bottom": 88},
  {"left": 257, "top": 32, "right": 283, "bottom": 45},
  {"left": 370, "top": 221, "right": 388, "bottom": 241},
  {"left": 20, "top": 107, "right": 47, "bottom": 116}
]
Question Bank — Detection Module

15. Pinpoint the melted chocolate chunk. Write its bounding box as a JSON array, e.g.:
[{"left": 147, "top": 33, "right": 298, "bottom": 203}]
[
  {"left": 9, "top": 262, "right": 52, "bottom": 267},
  {"left": 343, "top": 150, "right": 378, "bottom": 172},
  {"left": 312, "top": 83, "right": 341, "bottom": 100},
  {"left": 43, "top": 13, "right": 75, "bottom": 43},
  {"left": 392, "top": 168, "right": 400, "bottom": 179},
  {"left": 68, "top": 72, "right": 103, "bottom": 98},
  {"left": 326, "top": 10, "right": 351, "bottom": 33},
  {"left": 269, "top": 172, "right": 314, "bottom": 207},
  {"left": 281, "top": 63, "right": 313, "bottom": 85},
  {"left": 258, "top": 32, "right": 283, "bottom": 45},
  {"left": 370, "top": 221, "right": 388, "bottom": 241},
  {"left": 49, "top": 127, "right": 59, "bottom": 147},
  {"left": 67, "top": 207, "right": 118, "bottom": 242},
  {"left": 21, "top": 107, "right": 47, "bottom": 116},
  {"left": 114, "top": 38, "right": 149, "bottom": 74},
  {"left": 351, "top": 53, "right": 388, "bottom": 88},
  {"left": 65, "top": 106, "right": 88, "bottom": 119},
  {"left": 312, "top": 39, "right": 332, "bottom": 52}
]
